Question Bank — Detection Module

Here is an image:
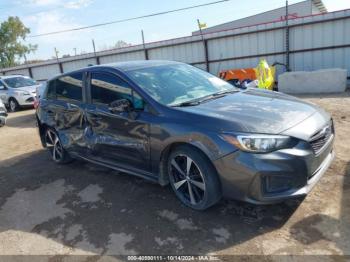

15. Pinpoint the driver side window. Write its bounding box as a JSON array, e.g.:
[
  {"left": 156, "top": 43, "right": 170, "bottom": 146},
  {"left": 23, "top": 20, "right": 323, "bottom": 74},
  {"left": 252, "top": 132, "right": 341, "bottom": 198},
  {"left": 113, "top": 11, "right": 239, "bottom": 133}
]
[{"left": 91, "top": 72, "right": 143, "bottom": 109}]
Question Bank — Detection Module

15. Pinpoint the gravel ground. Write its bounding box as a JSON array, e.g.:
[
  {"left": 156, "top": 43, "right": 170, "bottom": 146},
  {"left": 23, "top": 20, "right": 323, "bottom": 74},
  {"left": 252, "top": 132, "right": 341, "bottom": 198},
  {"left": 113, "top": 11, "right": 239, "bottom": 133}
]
[{"left": 0, "top": 92, "right": 349, "bottom": 260}]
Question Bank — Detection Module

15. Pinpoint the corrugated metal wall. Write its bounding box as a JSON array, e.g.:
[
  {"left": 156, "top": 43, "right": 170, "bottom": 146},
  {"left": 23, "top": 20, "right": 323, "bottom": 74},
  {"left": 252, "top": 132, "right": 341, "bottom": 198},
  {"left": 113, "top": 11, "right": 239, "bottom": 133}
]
[{"left": 1, "top": 9, "right": 349, "bottom": 85}]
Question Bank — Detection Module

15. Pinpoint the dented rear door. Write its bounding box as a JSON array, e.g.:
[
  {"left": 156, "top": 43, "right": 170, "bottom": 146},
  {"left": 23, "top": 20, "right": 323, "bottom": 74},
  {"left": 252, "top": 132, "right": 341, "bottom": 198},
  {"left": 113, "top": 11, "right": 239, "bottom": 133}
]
[{"left": 41, "top": 72, "right": 87, "bottom": 154}]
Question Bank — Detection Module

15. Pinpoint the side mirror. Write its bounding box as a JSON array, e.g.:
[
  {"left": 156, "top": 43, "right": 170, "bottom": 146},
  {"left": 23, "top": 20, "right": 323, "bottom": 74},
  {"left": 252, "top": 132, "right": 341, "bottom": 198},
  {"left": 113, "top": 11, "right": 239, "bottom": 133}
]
[
  {"left": 109, "top": 99, "right": 132, "bottom": 113},
  {"left": 0, "top": 85, "right": 5, "bottom": 90}
]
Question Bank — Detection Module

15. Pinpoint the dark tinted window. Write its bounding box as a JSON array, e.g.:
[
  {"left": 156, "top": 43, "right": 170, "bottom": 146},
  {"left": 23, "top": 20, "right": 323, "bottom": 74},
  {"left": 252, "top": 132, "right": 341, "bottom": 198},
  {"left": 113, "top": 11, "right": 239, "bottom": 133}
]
[
  {"left": 46, "top": 81, "right": 56, "bottom": 99},
  {"left": 56, "top": 72, "right": 83, "bottom": 102},
  {"left": 91, "top": 72, "right": 143, "bottom": 109}
]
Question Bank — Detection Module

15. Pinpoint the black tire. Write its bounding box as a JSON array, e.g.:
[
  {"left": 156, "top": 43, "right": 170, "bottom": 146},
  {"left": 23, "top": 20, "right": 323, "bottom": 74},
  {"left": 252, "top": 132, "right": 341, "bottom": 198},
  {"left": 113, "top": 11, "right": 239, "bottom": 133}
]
[
  {"left": 44, "top": 127, "right": 72, "bottom": 164},
  {"left": 8, "top": 98, "right": 20, "bottom": 112},
  {"left": 168, "top": 145, "right": 222, "bottom": 210},
  {"left": 0, "top": 116, "right": 5, "bottom": 127}
]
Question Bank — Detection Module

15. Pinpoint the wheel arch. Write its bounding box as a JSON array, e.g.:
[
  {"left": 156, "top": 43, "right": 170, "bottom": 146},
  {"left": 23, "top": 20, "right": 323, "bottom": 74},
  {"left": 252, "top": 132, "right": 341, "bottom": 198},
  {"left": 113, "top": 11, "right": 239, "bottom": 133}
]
[
  {"left": 158, "top": 141, "right": 219, "bottom": 186},
  {"left": 8, "top": 96, "right": 18, "bottom": 103},
  {"left": 36, "top": 115, "right": 49, "bottom": 147}
]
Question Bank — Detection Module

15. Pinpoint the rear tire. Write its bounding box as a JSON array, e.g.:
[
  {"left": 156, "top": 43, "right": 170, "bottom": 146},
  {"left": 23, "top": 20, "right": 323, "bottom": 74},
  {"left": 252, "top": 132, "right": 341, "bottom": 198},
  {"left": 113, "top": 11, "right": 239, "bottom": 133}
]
[
  {"left": 9, "top": 98, "right": 20, "bottom": 112},
  {"left": 44, "top": 127, "right": 72, "bottom": 164},
  {"left": 168, "top": 145, "right": 222, "bottom": 210},
  {"left": 0, "top": 116, "right": 5, "bottom": 127}
]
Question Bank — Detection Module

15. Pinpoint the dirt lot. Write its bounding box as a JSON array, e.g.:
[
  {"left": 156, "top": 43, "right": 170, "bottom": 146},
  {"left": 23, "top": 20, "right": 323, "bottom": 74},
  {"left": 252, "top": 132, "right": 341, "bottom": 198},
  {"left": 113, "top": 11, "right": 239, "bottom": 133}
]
[{"left": 0, "top": 92, "right": 349, "bottom": 259}]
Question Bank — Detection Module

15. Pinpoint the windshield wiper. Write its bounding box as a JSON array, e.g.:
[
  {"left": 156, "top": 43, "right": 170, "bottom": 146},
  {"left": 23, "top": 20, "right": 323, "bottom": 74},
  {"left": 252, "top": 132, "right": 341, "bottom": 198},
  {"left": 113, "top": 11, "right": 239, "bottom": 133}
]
[
  {"left": 172, "top": 89, "right": 239, "bottom": 107},
  {"left": 213, "top": 89, "right": 240, "bottom": 96},
  {"left": 196, "top": 89, "right": 239, "bottom": 103},
  {"left": 172, "top": 100, "right": 201, "bottom": 107}
]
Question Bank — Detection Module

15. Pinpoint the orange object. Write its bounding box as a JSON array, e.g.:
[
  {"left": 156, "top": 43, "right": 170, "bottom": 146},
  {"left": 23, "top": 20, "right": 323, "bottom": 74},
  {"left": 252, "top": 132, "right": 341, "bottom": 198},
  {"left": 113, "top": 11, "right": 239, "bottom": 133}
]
[{"left": 219, "top": 68, "right": 256, "bottom": 82}]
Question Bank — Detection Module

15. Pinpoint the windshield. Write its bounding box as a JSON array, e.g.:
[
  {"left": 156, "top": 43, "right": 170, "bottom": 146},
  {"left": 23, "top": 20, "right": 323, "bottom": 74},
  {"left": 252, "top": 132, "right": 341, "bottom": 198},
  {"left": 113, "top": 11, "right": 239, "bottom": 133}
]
[
  {"left": 4, "top": 77, "right": 37, "bottom": 89},
  {"left": 126, "top": 64, "right": 237, "bottom": 106}
]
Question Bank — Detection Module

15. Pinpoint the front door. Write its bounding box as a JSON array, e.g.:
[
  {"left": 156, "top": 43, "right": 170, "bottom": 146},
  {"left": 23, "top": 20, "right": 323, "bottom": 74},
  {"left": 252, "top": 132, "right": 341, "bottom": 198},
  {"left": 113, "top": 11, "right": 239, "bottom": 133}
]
[{"left": 85, "top": 71, "right": 150, "bottom": 172}]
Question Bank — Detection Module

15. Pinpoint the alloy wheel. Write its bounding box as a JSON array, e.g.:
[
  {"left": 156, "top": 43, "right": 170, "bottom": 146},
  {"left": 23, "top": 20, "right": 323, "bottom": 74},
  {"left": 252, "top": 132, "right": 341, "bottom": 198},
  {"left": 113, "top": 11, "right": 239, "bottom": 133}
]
[
  {"left": 45, "top": 129, "right": 63, "bottom": 162},
  {"left": 170, "top": 154, "right": 206, "bottom": 205}
]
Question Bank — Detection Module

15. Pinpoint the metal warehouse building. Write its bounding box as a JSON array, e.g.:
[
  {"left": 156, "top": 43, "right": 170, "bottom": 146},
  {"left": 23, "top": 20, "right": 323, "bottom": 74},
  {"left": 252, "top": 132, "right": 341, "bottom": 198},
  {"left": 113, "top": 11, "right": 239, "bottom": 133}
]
[
  {"left": 192, "top": 0, "right": 327, "bottom": 35},
  {"left": 1, "top": 1, "right": 349, "bottom": 86}
]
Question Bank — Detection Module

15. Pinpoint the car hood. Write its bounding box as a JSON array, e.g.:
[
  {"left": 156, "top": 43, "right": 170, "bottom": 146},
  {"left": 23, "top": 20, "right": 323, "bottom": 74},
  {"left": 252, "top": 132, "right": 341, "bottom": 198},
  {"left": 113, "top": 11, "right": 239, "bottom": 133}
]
[
  {"left": 177, "top": 89, "right": 328, "bottom": 134},
  {"left": 16, "top": 85, "right": 39, "bottom": 94}
]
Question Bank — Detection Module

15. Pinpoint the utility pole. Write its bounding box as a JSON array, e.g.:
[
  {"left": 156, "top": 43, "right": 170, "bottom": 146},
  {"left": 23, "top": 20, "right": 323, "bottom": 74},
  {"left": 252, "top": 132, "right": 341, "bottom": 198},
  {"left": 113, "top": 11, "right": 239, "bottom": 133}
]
[
  {"left": 197, "top": 19, "right": 209, "bottom": 72},
  {"left": 54, "top": 47, "right": 59, "bottom": 61},
  {"left": 285, "top": 0, "right": 290, "bottom": 71},
  {"left": 141, "top": 30, "right": 148, "bottom": 60},
  {"left": 73, "top": 48, "right": 77, "bottom": 56},
  {"left": 54, "top": 47, "right": 63, "bottom": 73},
  {"left": 23, "top": 54, "right": 33, "bottom": 78},
  {"left": 92, "top": 39, "right": 96, "bottom": 56},
  {"left": 92, "top": 39, "right": 100, "bottom": 65},
  {"left": 23, "top": 54, "right": 28, "bottom": 65}
]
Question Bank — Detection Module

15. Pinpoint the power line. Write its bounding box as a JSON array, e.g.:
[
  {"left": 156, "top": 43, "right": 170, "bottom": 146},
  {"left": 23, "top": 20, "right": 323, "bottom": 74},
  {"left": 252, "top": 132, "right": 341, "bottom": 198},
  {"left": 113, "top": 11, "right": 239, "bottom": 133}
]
[{"left": 29, "top": 0, "right": 230, "bottom": 37}]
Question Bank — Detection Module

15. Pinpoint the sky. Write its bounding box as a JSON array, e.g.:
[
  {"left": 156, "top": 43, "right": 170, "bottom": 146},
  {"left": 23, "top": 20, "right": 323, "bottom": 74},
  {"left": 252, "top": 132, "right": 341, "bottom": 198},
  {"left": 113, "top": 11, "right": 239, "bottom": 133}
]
[{"left": 0, "top": 0, "right": 349, "bottom": 61}]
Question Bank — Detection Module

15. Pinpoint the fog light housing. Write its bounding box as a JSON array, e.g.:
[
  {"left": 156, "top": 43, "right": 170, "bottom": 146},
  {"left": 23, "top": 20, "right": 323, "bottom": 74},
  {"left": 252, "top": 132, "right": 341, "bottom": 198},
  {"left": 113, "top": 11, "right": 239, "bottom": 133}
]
[{"left": 264, "top": 176, "right": 294, "bottom": 194}]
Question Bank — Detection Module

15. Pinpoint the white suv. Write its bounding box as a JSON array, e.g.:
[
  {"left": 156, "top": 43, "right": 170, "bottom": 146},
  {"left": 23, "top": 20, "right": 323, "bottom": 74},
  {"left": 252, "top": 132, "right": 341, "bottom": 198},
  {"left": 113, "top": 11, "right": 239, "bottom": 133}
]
[{"left": 0, "top": 75, "right": 40, "bottom": 112}]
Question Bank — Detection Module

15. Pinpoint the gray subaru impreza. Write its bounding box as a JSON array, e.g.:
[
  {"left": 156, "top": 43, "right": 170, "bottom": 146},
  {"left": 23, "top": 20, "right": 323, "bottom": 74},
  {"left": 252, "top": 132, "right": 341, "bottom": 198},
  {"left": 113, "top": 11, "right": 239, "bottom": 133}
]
[{"left": 36, "top": 61, "right": 334, "bottom": 210}]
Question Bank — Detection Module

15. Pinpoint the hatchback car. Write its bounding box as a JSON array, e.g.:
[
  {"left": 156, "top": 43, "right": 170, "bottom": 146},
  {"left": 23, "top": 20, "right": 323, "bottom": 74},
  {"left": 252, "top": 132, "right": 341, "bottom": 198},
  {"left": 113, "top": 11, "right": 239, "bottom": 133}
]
[
  {"left": 0, "top": 75, "right": 39, "bottom": 112},
  {"left": 36, "top": 61, "right": 334, "bottom": 210}
]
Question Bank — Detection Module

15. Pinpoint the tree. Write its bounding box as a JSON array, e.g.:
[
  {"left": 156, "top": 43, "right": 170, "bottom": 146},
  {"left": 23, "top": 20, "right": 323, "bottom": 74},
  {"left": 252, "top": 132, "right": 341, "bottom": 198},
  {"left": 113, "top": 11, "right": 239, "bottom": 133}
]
[
  {"left": 99, "top": 40, "right": 132, "bottom": 51},
  {"left": 114, "top": 40, "right": 131, "bottom": 49},
  {"left": 0, "top": 16, "right": 37, "bottom": 68}
]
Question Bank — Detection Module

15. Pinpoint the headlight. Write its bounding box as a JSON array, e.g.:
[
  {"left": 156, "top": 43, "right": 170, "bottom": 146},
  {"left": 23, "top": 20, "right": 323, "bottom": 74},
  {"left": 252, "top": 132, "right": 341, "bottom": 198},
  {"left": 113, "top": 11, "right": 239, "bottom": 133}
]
[
  {"left": 15, "top": 91, "right": 30, "bottom": 96},
  {"left": 222, "top": 133, "right": 293, "bottom": 153}
]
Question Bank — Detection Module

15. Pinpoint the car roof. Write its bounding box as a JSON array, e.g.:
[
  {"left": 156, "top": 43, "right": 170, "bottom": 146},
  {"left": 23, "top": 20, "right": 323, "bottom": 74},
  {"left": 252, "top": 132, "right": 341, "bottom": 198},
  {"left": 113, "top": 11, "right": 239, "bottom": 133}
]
[
  {"left": 0, "top": 75, "right": 28, "bottom": 79},
  {"left": 47, "top": 60, "right": 184, "bottom": 82},
  {"left": 90, "top": 60, "right": 182, "bottom": 72}
]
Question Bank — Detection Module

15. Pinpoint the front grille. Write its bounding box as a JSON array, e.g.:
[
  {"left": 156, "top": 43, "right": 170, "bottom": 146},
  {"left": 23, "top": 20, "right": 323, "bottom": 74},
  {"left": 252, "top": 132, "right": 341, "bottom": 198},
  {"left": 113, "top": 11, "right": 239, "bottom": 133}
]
[{"left": 309, "top": 121, "right": 334, "bottom": 154}]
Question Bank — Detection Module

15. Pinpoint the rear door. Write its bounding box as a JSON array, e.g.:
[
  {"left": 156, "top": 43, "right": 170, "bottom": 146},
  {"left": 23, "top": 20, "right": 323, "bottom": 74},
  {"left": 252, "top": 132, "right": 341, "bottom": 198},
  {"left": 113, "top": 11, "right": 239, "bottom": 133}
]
[
  {"left": 41, "top": 72, "right": 87, "bottom": 154},
  {"left": 84, "top": 71, "right": 151, "bottom": 172}
]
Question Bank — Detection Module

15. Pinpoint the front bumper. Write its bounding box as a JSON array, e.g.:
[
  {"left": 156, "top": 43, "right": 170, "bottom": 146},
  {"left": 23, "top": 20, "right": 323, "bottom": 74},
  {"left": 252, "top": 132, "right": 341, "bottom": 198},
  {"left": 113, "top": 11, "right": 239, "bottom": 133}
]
[
  {"left": 214, "top": 135, "right": 334, "bottom": 204},
  {"left": 17, "top": 95, "right": 36, "bottom": 106}
]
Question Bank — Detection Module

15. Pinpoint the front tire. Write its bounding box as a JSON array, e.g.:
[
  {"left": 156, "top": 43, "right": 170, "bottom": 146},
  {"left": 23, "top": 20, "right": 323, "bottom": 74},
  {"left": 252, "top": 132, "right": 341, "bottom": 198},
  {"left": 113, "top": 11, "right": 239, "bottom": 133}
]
[
  {"left": 9, "top": 98, "right": 20, "bottom": 112},
  {"left": 44, "top": 128, "right": 72, "bottom": 164},
  {"left": 168, "top": 145, "right": 222, "bottom": 210}
]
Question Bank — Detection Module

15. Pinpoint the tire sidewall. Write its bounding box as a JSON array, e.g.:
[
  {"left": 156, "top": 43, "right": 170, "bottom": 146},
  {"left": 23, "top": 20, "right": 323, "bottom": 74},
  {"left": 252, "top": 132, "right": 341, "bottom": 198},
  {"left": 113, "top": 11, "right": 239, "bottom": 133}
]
[
  {"left": 9, "top": 99, "right": 19, "bottom": 112},
  {"left": 168, "top": 146, "right": 221, "bottom": 210},
  {"left": 45, "top": 128, "right": 71, "bottom": 164}
]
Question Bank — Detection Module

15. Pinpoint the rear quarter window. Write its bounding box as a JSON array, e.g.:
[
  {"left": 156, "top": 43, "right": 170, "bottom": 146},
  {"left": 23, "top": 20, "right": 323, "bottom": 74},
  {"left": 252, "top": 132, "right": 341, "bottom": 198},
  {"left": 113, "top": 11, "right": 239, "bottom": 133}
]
[
  {"left": 46, "top": 81, "right": 56, "bottom": 99},
  {"left": 46, "top": 72, "right": 84, "bottom": 102},
  {"left": 56, "top": 73, "right": 83, "bottom": 102}
]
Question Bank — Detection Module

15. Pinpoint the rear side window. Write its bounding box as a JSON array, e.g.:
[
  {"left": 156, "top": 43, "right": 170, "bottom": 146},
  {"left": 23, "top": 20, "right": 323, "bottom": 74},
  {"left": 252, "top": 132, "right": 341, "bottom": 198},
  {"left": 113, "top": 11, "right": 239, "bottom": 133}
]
[{"left": 56, "top": 72, "right": 83, "bottom": 102}]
